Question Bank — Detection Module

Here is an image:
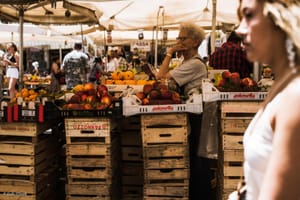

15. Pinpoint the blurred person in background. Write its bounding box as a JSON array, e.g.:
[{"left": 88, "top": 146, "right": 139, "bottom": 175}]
[
  {"left": 209, "top": 30, "right": 253, "bottom": 78},
  {"left": 227, "top": 0, "right": 300, "bottom": 199},
  {"left": 0, "top": 45, "right": 5, "bottom": 99},
  {"left": 50, "top": 57, "right": 62, "bottom": 93},
  {"left": 61, "top": 42, "right": 89, "bottom": 90},
  {"left": 3, "top": 42, "right": 19, "bottom": 99}
]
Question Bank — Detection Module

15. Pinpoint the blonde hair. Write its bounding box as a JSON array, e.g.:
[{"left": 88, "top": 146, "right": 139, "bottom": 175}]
[{"left": 260, "top": 0, "right": 300, "bottom": 108}]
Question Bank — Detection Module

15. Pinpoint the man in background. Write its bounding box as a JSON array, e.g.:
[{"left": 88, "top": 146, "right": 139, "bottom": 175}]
[
  {"left": 61, "top": 42, "right": 89, "bottom": 90},
  {"left": 209, "top": 31, "right": 253, "bottom": 78}
]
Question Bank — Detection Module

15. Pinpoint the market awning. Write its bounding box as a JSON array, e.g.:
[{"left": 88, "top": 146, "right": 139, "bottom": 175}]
[{"left": 0, "top": 0, "right": 103, "bottom": 25}]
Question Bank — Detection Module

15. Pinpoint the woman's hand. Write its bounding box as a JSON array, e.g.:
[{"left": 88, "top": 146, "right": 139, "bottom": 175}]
[{"left": 168, "top": 44, "right": 188, "bottom": 55}]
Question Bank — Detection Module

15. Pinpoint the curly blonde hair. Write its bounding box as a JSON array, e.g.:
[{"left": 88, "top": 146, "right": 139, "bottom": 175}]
[{"left": 264, "top": 0, "right": 300, "bottom": 63}]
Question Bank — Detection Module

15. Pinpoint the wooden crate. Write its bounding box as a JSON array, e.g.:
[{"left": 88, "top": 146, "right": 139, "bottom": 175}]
[
  {"left": 141, "top": 113, "right": 188, "bottom": 127},
  {"left": 122, "top": 175, "right": 144, "bottom": 186},
  {"left": 122, "top": 185, "right": 143, "bottom": 197},
  {"left": 143, "top": 145, "right": 189, "bottom": 169},
  {"left": 66, "top": 196, "right": 111, "bottom": 200},
  {"left": 221, "top": 118, "right": 252, "bottom": 133},
  {"left": 121, "top": 131, "right": 142, "bottom": 147},
  {"left": 122, "top": 162, "right": 143, "bottom": 176},
  {"left": 122, "top": 147, "right": 143, "bottom": 162},
  {"left": 142, "top": 126, "right": 189, "bottom": 146},
  {"left": 121, "top": 116, "right": 141, "bottom": 131},
  {"left": 220, "top": 101, "right": 262, "bottom": 119},
  {"left": 144, "top": 169, "right": 189, "bottom": 186},
  {"left": 67, "top": 167, "right": 112, "bottom": 185},
  {"left": 0, "top": 135, "right": 59, "bottom": 180},
  {"left": 222, "top": 133, "right": 244, "bottom": 150},
  {"left": 223, "top": 150, "right": 244, "bottom": 162},
  {"left": 0, "top": 121, "right": 57, "bottom": 137},
  {"left": 65, "top": 118, "right": 115, "bottom": 137},
  {"left": 66, "top": 144, "right": 110, "bottom": 156},
  {"left": 0, "top": 167, "right": 58, "bottom": 200},
  {"left": 144, "top": 185, "right": 188, "bottom": 199},
  {"left": 66, "top": 184, "right": 111, "bottom": 197}
]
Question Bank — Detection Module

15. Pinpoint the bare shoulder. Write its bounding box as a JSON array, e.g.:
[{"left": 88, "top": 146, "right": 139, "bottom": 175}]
[{"left": 276, "top": 76, "right": 300, "bottom": 121}]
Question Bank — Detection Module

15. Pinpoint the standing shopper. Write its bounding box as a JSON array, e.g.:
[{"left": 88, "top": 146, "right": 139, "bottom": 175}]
[
  {"left": 156, "top": 22, "right": 209, "bottom": 199},
  {"left": 232, "top": 0, "right": 300, "bottom": 199},
  {"left": 50, "top": 57, "right": 62, "bottom": 93},
  {"left": 3, "top": 42, "right": 19, "bottom": 99},
  {"left": 61, "top": 42, "right": 89, "bottom": 90}
]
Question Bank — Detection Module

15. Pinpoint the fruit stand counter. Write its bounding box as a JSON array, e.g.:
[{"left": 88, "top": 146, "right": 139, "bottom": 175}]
[{"left": 201, "top": 72, "right": 268, "bottom": 200}]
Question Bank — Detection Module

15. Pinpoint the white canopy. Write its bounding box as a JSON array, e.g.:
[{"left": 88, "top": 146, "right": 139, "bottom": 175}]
[{"left": 70, "top": 0, "right": 239, "bottom": 31}]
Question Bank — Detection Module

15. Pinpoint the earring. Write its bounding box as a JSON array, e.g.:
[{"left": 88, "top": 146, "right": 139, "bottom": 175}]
[{"left": 286, "top": 38, "right": 297, "bottom": 73}]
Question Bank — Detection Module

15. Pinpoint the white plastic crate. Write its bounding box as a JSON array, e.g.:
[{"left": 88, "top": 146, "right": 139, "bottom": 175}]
[
  {"left": 122, "top": 94, "right": 203, "bottom": 116},
  {"left": 202, "top": 79, "right": 268, "bottom": 102}
]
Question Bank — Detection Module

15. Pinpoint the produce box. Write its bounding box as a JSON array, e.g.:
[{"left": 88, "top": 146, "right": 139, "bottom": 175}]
[
  {"left": 202, "top": 79, "right": 268, "bottom": 102},
  {"left": 122, "top": 94, "right": 202, "bottom": 116},
  {"left": 60, "top": 100, "right": 122, "bottom": 118}
]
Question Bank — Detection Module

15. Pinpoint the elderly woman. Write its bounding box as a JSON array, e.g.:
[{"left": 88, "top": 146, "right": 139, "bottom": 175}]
[
  {"left": 156, "top": 22, "right": 207, "bottom": 96},
  {"left": 157, "top": 22, "right": 209, "bottom": 199},
  {"left": 233, "top": 0, "right": 300, "bottom": 199}
]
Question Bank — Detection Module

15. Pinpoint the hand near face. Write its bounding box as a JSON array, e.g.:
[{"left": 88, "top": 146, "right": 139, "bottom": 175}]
[{"left": 169, "top": 44, "right": 188, "bottom": 54}]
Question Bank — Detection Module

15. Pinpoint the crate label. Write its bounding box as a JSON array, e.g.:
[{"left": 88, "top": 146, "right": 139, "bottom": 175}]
[
  {"left": 72, "top": 122, "right": 109, "bottom": 130},
  {"left": 232, "top": 93, "right": 256, "bottom": 99},
  {"left": 22, "top": 109, "right": 36, "bottom": 117},
  {"left": 1, "top": 192, "right": 27, "bottom": 196},
  {"left": 152, "top": 105, "right": 175, "bottom": 112}
]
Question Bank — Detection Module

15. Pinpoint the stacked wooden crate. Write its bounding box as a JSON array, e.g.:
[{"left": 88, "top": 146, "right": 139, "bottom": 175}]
[
  {"left": 219, "top": 101, "right": 262, "bottom": 199},
  {"left": 0, "top": 121, "right": 60, "bottom": 200},
  {"left": 65, "top": 118, "right": 121, "bottom": 200},
  {"left": 141, "top": 113, "right": 190, "bottom": 200},
  {"left": 120, "top": 116, "right": 144, "bottom": 200}
]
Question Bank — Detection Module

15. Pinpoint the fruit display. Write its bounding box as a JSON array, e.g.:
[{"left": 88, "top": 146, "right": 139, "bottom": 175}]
[
  {"left": 216, "top": 71, "right": 260, "bottom": 92},
  {"left": 106, "top": 70, "right": 154, "bottom": 85},
  {"left": 22, "top": 74, "right": 51, "bottom": 85},
  {"left": 62, "top": 83, "right": 116, "bottom": 110},
  {"left": 134, "top": 81, "right": 182, "bottom": 105}
]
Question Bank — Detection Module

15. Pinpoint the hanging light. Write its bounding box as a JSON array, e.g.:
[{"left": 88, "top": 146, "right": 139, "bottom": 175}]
[
  {"left": 138, "top": 29, "right": 144, "bottom": 40},
  {"left": 202, "top": 0, "right": 211, "bottom": 21}
]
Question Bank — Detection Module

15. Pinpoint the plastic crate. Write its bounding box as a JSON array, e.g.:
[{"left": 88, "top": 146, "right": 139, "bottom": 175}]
[
  {"left": 13, "top": 101, "right": 61, "bottom": 122},
  {"left": 122, "top": 94, "right": 203, "bottom": 116},
  {"left": 60, "top": 100, "right": 122, "bottom": 118},
  {"left": 202, "top": 79, "right": 268, "bottom": 102}
]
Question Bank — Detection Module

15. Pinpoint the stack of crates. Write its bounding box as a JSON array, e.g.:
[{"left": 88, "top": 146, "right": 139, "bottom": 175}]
[
  {"left": 120, "top": 116, "right": 144, "bottom": 200},
  {"left": 141, "top": 113, "right": 190, "bottom": 200},
  {"left": 219, "top": 101, "right": 262, "bottom": 199},
  {"left": 65, "top": 117, "right": 121, "bottom": 200},
  {"left": 0, "top": 121, "right": 60, "bottom": 200}
]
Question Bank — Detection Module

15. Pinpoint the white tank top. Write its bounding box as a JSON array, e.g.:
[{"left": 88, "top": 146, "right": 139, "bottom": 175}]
[{"left": 243, "top": 93, "right": 282, "bottom": 200}]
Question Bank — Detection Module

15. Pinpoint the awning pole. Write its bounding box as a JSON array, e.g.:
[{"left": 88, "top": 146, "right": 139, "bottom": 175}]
[
  {"left": 19, "top": 7, "right": 24, "bottom": 88},
  {"left": 210, "top": 0, "right": 217, "bottom": 54}
]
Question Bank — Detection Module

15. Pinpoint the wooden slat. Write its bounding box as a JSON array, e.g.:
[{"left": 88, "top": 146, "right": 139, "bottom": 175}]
[
  {"left": 142, "top": 127, "right": 188, "bottom": 146},
  {"left": 144, "top": 185, "right": 189, "bottom": 198},
  {"left": 141, "top": 113, "right": 187, "bottom": 127},
  {"left": 223, "top": 134, "right": 244, "bottom": 150},
  {"left": 65, "top": 118, "right": 111, "bottom": 137}
]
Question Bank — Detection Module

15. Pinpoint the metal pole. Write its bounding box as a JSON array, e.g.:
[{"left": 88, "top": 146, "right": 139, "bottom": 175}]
[
  {"left": 210, "top": 0, "right": 217, "bottom": 54},
  {"left": 155, "top": 6, "right": 163, "bottom": 68}
]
